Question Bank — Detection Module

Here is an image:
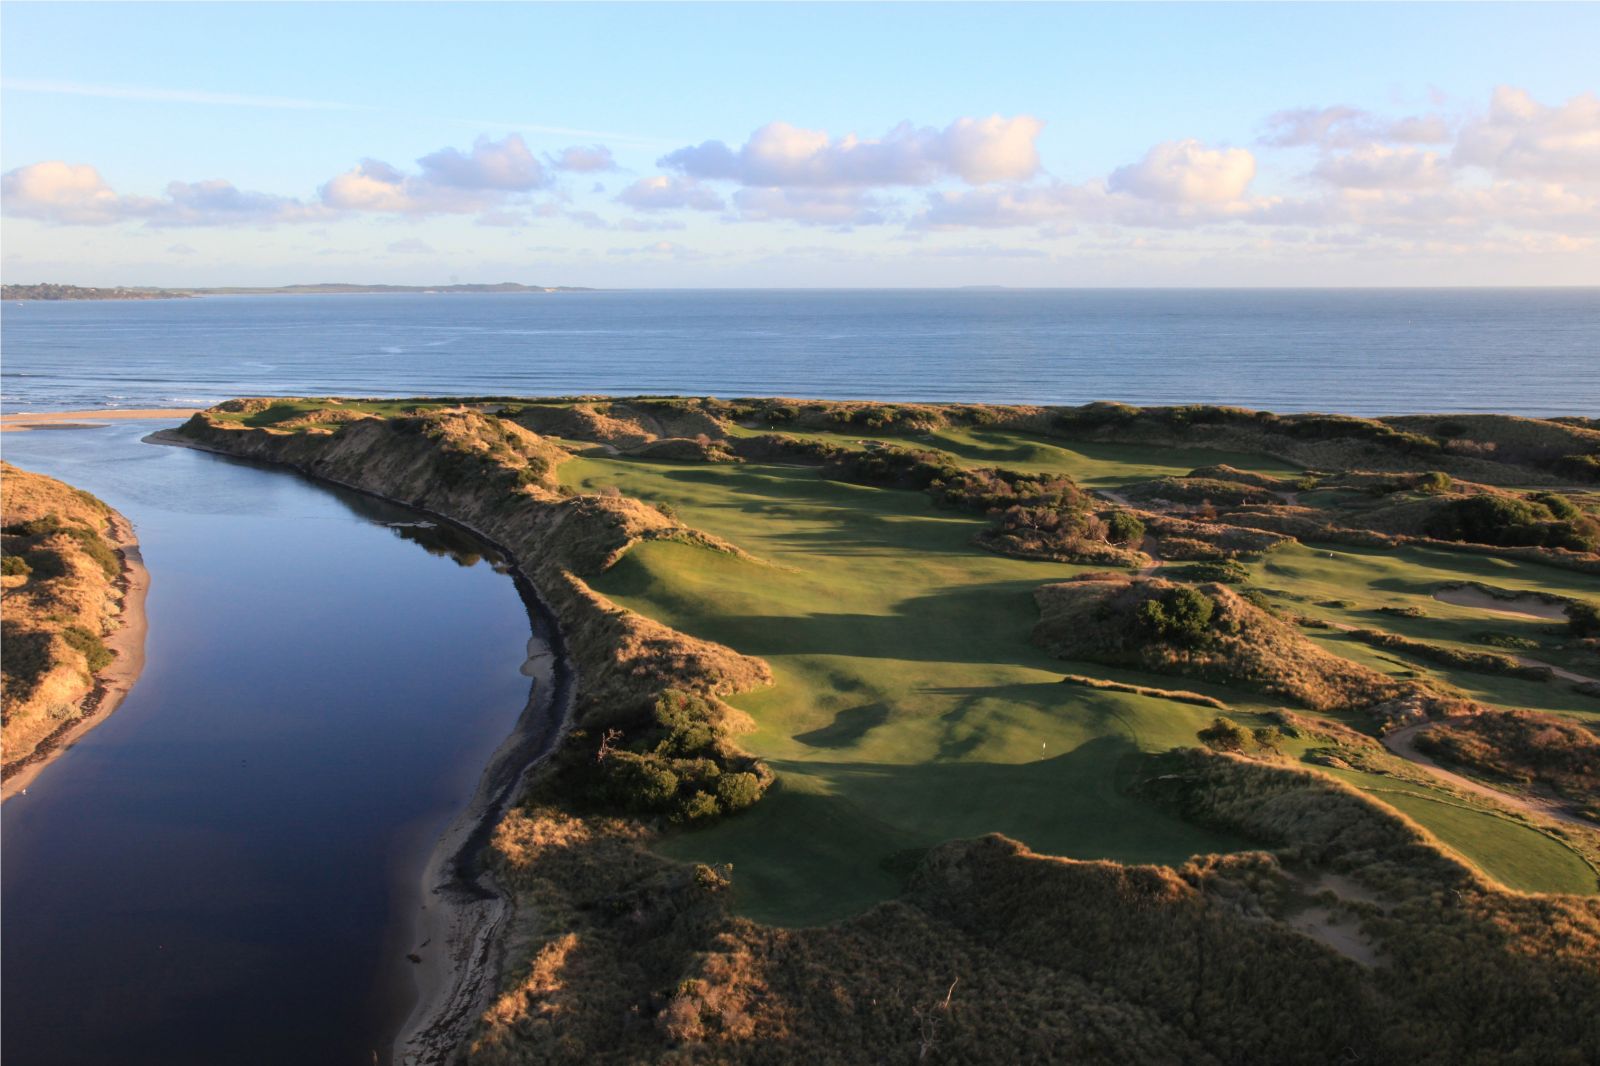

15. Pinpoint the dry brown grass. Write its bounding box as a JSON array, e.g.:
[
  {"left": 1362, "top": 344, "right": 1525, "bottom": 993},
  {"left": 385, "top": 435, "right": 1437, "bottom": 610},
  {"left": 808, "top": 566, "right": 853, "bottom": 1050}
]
[
  {"left": 1, "top": 463, "right": 127, "bottom": 767},
  {"left": 1032, "top": 574, "right": 1412, "bottom": 711}
]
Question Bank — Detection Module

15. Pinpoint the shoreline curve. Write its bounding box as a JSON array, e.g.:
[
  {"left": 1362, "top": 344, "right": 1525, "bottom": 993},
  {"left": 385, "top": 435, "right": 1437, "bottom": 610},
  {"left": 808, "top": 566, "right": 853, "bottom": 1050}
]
[
  {"left": 1, "top": 512, "right": 151, "bottom": 802},
  {"left": 147, "top": 428, "right": 578, "bottom": 1066}
]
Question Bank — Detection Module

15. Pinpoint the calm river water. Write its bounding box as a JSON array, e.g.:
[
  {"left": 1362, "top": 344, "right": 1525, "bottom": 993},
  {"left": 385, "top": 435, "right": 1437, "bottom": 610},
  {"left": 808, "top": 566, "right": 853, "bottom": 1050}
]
[{"left": 1, "top": 421, "right": 539, "bottom": 1065}]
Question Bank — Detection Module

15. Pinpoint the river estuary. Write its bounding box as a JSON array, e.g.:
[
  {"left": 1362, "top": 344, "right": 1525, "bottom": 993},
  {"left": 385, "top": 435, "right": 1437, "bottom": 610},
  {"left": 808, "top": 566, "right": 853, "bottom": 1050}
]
[{"left": 1, "top": 421, "right": 543, "bottom": 1065}]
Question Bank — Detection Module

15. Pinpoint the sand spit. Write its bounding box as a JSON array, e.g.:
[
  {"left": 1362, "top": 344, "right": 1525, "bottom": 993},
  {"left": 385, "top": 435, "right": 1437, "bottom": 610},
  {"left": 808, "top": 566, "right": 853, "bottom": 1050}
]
[
  {"left": 1, "top": 512, "right": 150, "bottom": 801},
  {"left": 1, "top": 409, "right": 202, "bottom": 433},
  {"left": 149, "top": 428, "right": 578, "bottom": 1066}
]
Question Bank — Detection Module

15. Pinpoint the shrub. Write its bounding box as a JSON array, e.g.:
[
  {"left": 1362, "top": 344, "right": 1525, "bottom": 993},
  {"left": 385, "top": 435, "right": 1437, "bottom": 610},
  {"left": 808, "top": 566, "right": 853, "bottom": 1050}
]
[
  {"left": 1530, "top": 492, "right": 1583, "bottom": 520},
  {"left": 2, "top": 513, "right": 63, "bottom": 537},
  {"left": 1197, "top": 716, "right": 1249, "bottom": 751},
  {"left": 61, "top": 624, "right": 115, "bottom": 673},
  {"left": 1175, "top": 560, "right": 1250, "bottom": 583},
  {"left": 1251, "top": 726, "right": 1283, "bottom": 751},
  {"left": 1553, "top": 453, "right": 1600, "bottom": 481},
  {"left": 66, "top": 527, "right": 119, "bottom": 579},
  {"left": 1424, "top": 493, "right": 1600, "bottom": 552},
  {"left": 1104, "top": 510, "right": 1145, "bottom": 545},
  {"left": 1568, "top": 601, "right": 1600, "bottom": 638},
  {"left": 715, "top": 771, "right": 762, "bottom": 813},
  {"left": 1418, "top": 471, "right": 1453, "bottom": 494},
  {"left": 1137, "top": 586, "right": 1216, "bottom": 646},
  {"left": 1475, "top": 632, "right": 1539, "bottom": 650},
  {"left": 1, "top": 554, "right": 31, "bottom": 577}
]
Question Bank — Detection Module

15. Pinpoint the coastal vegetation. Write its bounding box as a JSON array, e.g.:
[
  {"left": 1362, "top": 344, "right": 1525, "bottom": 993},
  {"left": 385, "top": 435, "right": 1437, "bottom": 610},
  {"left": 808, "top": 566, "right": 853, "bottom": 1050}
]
[
  {"left": 168, "top": 395, "right": 1600, "bottom": 1064},
  {"left": 1, "top": 463, "right": 139, "bottom": 781}
]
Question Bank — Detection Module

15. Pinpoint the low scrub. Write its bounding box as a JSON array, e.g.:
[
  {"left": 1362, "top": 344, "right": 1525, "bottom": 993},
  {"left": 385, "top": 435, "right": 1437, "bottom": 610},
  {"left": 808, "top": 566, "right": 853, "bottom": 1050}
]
[
  {"left": 535, "top": 691, "right": 769, "bottom": 824},
  {"left": 1344, "top": 628, "right": 1553, "bottom": 682},
  {"left": 1033, "top": 574, "right": 1411, "bottom": 712},
  {"left": 1415, "top": 710, "right": 1600, "bottom": 817}
]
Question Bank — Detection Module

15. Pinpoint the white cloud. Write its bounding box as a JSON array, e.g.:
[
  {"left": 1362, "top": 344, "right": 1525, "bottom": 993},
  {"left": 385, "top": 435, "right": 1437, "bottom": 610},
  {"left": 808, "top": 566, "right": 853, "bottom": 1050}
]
[
  {"left": 659, "top": 115, "right": 1043, "bottom": 188},
  {"left": 320, "top": 134, "right": 549, "bottom": 214},
  {"left": 731, "top": 186, "right": 888, "bottom": 226},
  {"left": 2, "top": 160, "right": 325, "bottom": 226},
  {"left": 2, "top": 161, "right": 127, "bottom": 224},
  {"left": 1454, "top": 86, "right": 1600, "bottom": 182},
  {"left": 615, "top": 175, "right": 725, "bottom": 211},
  {"left": 1107, "top": 140, "right": 1256, "bottom": 203},
  {"left": 549, "top": 145, "right": 617, "bottom": 172},
  {"left": 416, "top": 134, "right": 548, "bottom": 191},
  {"left": 1311, "top": 145, "right": 1450, "bottom": 189},
  {"left": 1261, "top": 106, "right": 1452, "bottom": 149}
]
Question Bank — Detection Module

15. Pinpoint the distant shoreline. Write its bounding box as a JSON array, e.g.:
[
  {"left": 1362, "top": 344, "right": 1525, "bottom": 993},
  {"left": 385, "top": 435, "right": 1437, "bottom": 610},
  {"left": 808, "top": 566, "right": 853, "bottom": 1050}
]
[{"left": 2, "top": 283, "right": 594, "bottom": 301}]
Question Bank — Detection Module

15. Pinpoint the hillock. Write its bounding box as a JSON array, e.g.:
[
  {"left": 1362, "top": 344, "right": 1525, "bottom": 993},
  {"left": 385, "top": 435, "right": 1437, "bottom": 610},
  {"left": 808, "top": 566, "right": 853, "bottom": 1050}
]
[{"left": 1032, "top": 574, "right": 1410, "bottom": 711}]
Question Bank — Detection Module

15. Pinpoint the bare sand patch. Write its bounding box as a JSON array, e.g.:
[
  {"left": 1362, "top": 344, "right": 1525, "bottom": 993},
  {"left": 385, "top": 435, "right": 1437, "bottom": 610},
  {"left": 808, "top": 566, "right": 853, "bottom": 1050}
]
[
  {"left": 1, "top": 408, "right": 201, "bottom": 432},
  {"left": 1433, "top": 584, "right": 1571, "bottom": 622}
]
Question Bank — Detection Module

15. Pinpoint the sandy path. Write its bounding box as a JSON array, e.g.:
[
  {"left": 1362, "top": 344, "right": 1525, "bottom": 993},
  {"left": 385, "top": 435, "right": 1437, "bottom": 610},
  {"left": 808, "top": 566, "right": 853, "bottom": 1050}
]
[
  {"left": 1, "top": 408, "right": 201, "bottom": 432},
  {"left": 1381, "top": 722, "right": 1592, "bottom": 830},
  {"left": 2, "top": 513, "right": 150, "bottom": 801}
]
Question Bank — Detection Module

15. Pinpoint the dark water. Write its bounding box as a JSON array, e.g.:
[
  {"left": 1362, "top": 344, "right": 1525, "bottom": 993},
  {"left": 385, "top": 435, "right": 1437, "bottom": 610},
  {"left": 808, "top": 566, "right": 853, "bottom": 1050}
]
[
  {"left": 0, "top": 424, "right": 538, "bottom": 1066},
  {"left": 3, "top": 289, "right": 1597, "bottom": 416}
]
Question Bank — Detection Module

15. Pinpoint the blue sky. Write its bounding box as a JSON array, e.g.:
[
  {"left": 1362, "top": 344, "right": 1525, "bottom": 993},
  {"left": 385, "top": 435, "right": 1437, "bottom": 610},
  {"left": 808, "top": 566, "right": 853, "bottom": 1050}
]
[{"left": 3, "top": 2, "right": 1597, "bottom": 286}]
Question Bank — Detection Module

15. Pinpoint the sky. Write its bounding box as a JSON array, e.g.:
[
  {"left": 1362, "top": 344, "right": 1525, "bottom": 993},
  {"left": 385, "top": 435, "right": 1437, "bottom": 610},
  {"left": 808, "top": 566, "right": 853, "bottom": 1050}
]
[{"left": 2, "top": 2, "right": 1597, "bottom": 288}]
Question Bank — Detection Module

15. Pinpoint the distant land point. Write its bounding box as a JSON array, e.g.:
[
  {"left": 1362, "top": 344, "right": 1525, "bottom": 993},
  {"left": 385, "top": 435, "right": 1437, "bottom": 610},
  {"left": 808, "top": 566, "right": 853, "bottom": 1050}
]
[{"left": 0, "top": 282, "right": 594, "bottom": 301}]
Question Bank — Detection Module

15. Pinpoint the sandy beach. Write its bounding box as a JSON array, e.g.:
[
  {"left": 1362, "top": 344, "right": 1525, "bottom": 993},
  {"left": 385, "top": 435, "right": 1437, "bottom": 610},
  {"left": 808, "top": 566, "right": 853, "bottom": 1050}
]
[
  {"left": 1, "top": 408, "right": 201, "bottom": 433},
  {"left": 1, "top": 512, "right": 151, "bottom": 801}
]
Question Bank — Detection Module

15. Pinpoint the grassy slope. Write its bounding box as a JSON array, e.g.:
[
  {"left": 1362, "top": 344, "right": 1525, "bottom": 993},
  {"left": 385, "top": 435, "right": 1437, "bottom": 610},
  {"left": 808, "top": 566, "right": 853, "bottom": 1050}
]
[
  {"left": 1254, "top": 541, "right": 1600, "bottom": 721},
  {"left": 725, "top": 422, "right": 1304, "bottom": 488},
  {"left": 560, "top": 451, "right": 1597, "bottom": 919}
]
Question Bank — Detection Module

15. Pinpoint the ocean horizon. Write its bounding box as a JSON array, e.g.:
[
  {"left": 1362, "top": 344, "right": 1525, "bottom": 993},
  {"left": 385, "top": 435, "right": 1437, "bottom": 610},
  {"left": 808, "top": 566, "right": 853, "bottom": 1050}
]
[{"left": 4, "top": 287, "right": 1597, "bottom": 417}]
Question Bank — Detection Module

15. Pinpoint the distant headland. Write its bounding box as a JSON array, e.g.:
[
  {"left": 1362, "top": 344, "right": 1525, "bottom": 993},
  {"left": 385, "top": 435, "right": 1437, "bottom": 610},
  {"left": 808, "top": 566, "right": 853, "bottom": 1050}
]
[{"left": 0, "top": 282, "right": 594, "bottom": 301}]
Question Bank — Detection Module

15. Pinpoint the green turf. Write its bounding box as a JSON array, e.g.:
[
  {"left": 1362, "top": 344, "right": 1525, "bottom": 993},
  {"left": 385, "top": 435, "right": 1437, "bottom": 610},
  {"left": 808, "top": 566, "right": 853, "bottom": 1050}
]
[
  {"left": 1321, "top": 769, "right": 1597, "bottom": 894},
  {"left": 1251, "top": 541, "right": 1600, "bottom": 721},
  {"left": 560, "top": 454, "right": 1598, "bottom": 917}
]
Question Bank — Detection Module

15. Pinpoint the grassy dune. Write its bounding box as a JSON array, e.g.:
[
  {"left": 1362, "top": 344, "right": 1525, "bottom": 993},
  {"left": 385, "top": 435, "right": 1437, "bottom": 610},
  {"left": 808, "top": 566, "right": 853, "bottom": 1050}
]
[
  {"left": 724, "top": 421, "right": 1303, "bottom": 488},
  {"left": 560, "top": 452, "right": 1596, "bottom": 917}
]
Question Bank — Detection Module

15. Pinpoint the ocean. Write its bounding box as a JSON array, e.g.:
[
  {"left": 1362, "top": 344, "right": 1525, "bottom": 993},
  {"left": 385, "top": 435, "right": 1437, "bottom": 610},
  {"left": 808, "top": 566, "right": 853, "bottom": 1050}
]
[{"left": 2, "top": 288, "right": 1597, "bottom": 416}]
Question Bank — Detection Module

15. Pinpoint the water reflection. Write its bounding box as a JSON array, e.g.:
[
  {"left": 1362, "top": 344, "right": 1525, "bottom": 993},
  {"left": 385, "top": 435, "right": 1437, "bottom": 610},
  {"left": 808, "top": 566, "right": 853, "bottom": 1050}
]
[{"left": 1, "top": 423, "right": 538, "bottom": 1066}]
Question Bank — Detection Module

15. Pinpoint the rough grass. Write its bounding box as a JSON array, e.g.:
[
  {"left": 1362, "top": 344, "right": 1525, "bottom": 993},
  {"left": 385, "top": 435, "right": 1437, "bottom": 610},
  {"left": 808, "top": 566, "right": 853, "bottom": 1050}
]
[{"left": 1, "top": 463, "right": 127, "bottom": 766}]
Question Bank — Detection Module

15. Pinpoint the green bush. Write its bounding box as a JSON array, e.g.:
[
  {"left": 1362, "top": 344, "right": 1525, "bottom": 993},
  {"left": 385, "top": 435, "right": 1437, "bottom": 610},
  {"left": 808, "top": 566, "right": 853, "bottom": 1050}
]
[
  {"left": 1424, "top": 493, "right": 1600, "bottom": 552},
  {"left": 1137, "top": 586, "right": 1216, "bottom": 646},
  {"left": 61, "top": 624, "right": 115, "bottom": 673},
  {"left": 1, "top": 554, "right": 31, "bottom": 577},
  {"left": 1104, "top": 510, "right": 1145, "bottom": 545},
  {"left": 1197, "top": 716, "right": 1249, "bottom": 751},
  {"left": 66, "top": 527, "right": 119, "bottom": 579},
  {"left": 1175, "top": 560, "right": 1250, "bottom": 584},
  {"left": 1418, "top": 471, "right": 1453, "bottom": 494},
  {"left": 2, "top": 513, "right": 63, "bottom": 537},
  {"left": 1567, "top": 601, "right": 1600, "bottom": 638},
  {"left": 715, "top": 771, "right": 762, "bottom": 813}
]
